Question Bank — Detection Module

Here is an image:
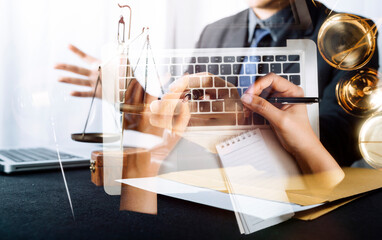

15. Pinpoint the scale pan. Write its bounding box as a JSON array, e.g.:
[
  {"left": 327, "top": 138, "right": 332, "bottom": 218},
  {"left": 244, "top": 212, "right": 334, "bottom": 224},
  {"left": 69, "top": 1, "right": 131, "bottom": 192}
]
[{"left": 71, "top": 133, "right": 121, "bottom": 143}]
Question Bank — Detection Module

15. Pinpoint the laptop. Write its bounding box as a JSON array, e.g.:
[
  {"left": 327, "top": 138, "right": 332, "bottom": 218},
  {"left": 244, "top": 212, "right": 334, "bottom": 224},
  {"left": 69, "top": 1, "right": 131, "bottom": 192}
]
[
  {"left": 123, "top": 39, "right": 319, "bottom": 153},
  {"left": 0, "top": 147, "right": 89, "bottom": 174}
]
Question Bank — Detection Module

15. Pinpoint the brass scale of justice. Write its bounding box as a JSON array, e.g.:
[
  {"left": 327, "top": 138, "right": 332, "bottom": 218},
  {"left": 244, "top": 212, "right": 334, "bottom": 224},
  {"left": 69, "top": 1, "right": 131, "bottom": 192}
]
[{"left": 72, "top": 4, "right": 165, "bottom": 144}]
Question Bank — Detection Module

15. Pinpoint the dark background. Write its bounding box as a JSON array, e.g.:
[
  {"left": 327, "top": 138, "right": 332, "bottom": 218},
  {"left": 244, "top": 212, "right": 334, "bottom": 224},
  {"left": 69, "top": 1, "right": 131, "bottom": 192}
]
[{"left": 1, "top": 168, "right": 382, "bottom": 240}]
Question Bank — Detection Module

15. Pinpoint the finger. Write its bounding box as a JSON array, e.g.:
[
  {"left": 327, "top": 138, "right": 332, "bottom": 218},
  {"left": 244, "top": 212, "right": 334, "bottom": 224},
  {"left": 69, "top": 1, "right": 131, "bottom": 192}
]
[
  {"left": 246, "top": 73, "right": 304, "bottom": 97},
  {"left": 150, "top": 99, "right": 183, "bottom": 116},
  {"left": 241, "top": 93, "right": 283, "bottom": 124},
  {"left": 169, "top": 75, "right": 190, "bottom": 93},
  {"left": 54, "top": 64, "right": 92, "bottom": 76},
  {"left": 58, "top": 77, "right": 92, "bottom": 87},
  {"left": 68, "top": 44, "right": 99, "bottom": 64},
  {"left": 162, "top": 92, "right": 183, "bottom": 100},
  {"left": 150, "top": 102, "right": 190, "bottom": 132},
  {"left": 70, "top": 91, "right": 95, "bottom": 97}
]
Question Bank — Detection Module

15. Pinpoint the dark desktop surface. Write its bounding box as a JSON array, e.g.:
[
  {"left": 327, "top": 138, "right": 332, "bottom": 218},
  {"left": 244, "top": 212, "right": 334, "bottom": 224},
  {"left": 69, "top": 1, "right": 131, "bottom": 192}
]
[{"left": 1, "top": 168, "right": 382, "bottom": 240}]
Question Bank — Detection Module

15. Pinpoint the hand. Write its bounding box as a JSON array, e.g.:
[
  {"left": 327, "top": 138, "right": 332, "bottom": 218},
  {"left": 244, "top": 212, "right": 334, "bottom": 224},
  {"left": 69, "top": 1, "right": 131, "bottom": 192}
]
[
  {"left": 54, "top": 44, "right": 101, "bottom": 98},
  {"left": 149, "top": 75, "right": 191, "bottom": 135},
  {"left": 241, "top": 73, "right": 343, "bottom": 180},
  {"left": 149, "top": 72, "right": 240, "bottom": 133}
]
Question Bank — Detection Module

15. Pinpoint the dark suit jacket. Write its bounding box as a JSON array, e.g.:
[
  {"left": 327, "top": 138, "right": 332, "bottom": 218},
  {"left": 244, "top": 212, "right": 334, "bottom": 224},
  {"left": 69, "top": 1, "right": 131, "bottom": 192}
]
[{"left": 195, "top": 0, "right": 379, "bottom": 166}]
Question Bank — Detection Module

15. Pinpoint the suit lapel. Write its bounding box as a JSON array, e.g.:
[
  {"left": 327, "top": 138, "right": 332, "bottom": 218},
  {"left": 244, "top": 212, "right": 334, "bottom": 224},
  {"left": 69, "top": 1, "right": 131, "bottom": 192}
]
[{"left": 221, "top": 9, "right": 250, "bottom": 48}]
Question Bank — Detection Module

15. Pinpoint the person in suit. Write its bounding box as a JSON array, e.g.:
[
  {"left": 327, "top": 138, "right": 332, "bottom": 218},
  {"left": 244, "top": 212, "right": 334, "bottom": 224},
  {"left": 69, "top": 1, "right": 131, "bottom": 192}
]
[
  {"left": 194, "top": 0, "right": 379, "bottom": 167},
  {"left": 55, "top": 0, "right": 378, "bottom": 177}
]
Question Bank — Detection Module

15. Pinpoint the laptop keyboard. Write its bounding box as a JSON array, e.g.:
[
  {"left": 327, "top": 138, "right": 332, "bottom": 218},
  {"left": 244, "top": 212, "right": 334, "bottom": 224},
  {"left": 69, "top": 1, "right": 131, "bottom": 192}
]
[
  {"left": 122, "top": 50, "right": 302, "bottom": 127},
  {"left": 0, "top": 148, "right": 79, "bottom": 163}
]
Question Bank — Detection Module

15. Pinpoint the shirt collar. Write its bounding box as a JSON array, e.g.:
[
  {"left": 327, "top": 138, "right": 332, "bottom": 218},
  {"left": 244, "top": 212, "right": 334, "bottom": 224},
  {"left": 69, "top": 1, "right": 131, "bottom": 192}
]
[{"left": 248, "top": 5, "right": 294, "bottom": 43}]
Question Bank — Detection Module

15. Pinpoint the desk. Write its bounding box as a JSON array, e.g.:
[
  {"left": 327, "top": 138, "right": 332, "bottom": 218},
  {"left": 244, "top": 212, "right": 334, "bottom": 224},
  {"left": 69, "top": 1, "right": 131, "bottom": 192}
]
[{"left": 1, "top": 168, "right": 381, "bottom": 240}]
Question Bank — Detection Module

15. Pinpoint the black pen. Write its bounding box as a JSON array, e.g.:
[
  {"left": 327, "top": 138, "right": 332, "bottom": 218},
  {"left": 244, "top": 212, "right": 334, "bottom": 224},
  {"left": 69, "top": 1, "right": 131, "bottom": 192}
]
[{"left": 266, "top": 97, "right": 319, "bottom": 104}]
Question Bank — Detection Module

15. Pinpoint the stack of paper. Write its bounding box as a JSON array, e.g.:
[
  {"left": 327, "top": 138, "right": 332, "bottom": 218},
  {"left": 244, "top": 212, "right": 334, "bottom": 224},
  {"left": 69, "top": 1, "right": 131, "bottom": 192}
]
[{"left": 117, "top": 129, "right": 382, "bottom": 234}]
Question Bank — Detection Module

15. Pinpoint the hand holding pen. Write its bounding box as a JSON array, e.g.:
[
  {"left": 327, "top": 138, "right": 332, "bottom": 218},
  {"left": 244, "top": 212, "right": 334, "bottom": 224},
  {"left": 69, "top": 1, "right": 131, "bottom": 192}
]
[{"left": 241, "top": 73, "right": 343, "bottom": 179}]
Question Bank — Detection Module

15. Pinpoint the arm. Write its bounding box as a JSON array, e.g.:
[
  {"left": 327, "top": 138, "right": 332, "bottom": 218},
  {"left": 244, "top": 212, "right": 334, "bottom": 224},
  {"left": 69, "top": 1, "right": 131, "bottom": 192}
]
[
  {"left": 241, "top": 73, "right": 344, "bottom": 185},
  {"left": 55, "top": 44, "right": 162, "bottom": 135}
]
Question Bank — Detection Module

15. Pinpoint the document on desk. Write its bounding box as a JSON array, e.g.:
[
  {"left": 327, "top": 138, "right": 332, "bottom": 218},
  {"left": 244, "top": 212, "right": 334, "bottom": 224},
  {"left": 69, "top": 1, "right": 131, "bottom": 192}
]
[
  {"left": 215, "top": 128, "right": 301, "bottom": 234},
  {"left": 117, "top": 129, "right": 316, "bottom": 234},
  {"left": 116, "top": 176, "right": 317, "bottom": 223}
]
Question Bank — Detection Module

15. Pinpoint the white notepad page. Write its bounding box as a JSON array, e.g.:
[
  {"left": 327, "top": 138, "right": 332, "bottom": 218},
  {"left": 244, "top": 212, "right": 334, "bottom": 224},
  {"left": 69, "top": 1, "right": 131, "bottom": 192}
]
[{"left": 216, "top": 129, "right": 300, "bottom": 234}]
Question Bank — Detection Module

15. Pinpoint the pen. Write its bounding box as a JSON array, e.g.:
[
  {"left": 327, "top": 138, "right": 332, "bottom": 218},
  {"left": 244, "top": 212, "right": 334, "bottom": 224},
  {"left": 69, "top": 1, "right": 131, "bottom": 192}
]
[{"left": 266, "top": 97, "right": 319, "bottom": 104}]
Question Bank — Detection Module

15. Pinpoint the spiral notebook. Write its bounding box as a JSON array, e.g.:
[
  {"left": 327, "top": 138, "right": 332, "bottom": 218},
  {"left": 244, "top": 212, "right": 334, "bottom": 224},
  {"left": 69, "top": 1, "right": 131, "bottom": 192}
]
[{"left": 215, "top": 129, "right": 298, "bottom": 234}]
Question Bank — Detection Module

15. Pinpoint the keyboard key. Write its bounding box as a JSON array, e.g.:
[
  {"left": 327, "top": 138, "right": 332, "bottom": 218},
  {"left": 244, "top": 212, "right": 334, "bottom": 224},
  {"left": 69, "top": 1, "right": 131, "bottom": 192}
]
[
  {"left": 218, "top": 89, "right": 229, "bottom": 99},
  {"left": 230, "top": 89, "right": 240, "bottom": 99},
  {"left": 205, "top": 89, "right": 217, "bottom": 99},
  {"left": 212, "top": 101, "right": 224, "bottom": 112},
  {"left": 288, "top": 55, "right": 300, "bottom": 61},
  {"left": 283, "top": 63, "right": 300, "bottom": 73},
  {"left": 198, "top": 57, "right": 209, "bottom": 63},
  {"left": 253, "top": 113, "right": 265, "bottom": 125},
  {"left": 276, "top": 55, "right": 287, "bottom": 61},
  {"left": 214, "top": 77, "right": 226, "bottom": 87},
  {"left": 189, "top": 113, "right": 236, "bottom": 126},
  {"left": 227, "top": 76, "right": 238, "bottom": 87},
  {"left": 171, "top": 57, "right": 183, "bottom": 64},
  {"left": 270, "top": 63, "right": 281, "bottom": 73},
  {"left": 245, "top": 64, "right": 257, "bottom": 74},
  {"left": 170, "top": 65, "right": 182, "bottom": 76},
  {"left": 211, "top": 56, "right": 222, "bottom": 63},
  {"left": 236, "top": 88, "right": 243, "bottom": 96},
  {"left": 238, "top": 113, "right": 252, "bottom": 125},
  {"left": 236, "top": 101, "right": 244, "bottom": 111},
  {"left": 233, "top": 64, "right": 243, "bottom": 74},
  {"left": 184, "top": 57, "right": 197, "bottom": 63},
  {"left": 208, "top": 64, "right": 219, "bottom": 75},
  {"left": 192, "top": 89, "right": 204, "bottom": 100},
  {"left": 250, "top": 56, "right": 261, "bottom": 62},
  {"left": 263, "top": 56, "right": 274, "bottom": 62},
  {"left": 220, "top": 64, "right": 232, "bottom": 75},
  {"left": 188, "top": 102, "right": 198, "bottom": 112},
  {"left": 183, "top": 65, "right": 194, "bottom": 74},
  {"left": 290, "top": 75, "right": 301, "bottom": 85},
  {"left": 258, "top": 64, "right": 269, "bottom": 74},
  {"left": 188, "top": 77, "right": 200, "bottom": 88},
  {"left": 237, "top": 56, "right": 247, "bottom": 62},
  {"left": 239, "top": 76, "right": 251, "bottom": 87},
  {"left": 224, "top": 56, "right": 235, "bottom": 62},
  {"left": 199, "top": 101, "right": 210, "bottom": 112},
  {"left": 280, "top": 75, "right": 288, "bottom": 80},
  {"left": 202, "top": 77, "right": 213, "bottom": 88},
  {"left": 195, "top": 64, "right": 206, "bottom": 73},
  {"left": 225, "top": 100, "right": 236, "bottom": 112}
]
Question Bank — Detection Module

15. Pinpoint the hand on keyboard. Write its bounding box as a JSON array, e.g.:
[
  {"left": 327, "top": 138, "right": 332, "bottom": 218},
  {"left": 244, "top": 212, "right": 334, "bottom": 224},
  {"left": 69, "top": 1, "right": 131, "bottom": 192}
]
[
  {"left": 149, "top": 72, "right": 242, "bottom": 131},
  {"left": 241, "top": 73, "right": 344, "bottom": 180},
  {"left": 149, "top": 75, "right": 191, "bottom": 134}
]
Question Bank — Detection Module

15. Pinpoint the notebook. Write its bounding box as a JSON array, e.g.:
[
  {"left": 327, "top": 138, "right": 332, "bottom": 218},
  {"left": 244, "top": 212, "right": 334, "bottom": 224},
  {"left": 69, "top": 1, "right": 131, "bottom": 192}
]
[{"left": 215, "top": 129, "right": 301, "bottom": 234}]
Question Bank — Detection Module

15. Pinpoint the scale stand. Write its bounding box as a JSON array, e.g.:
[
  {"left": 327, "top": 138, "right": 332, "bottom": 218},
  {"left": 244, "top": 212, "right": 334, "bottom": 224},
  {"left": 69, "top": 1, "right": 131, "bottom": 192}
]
[{"left": 71, "top": 66, "right": 121, "bottom": 143}]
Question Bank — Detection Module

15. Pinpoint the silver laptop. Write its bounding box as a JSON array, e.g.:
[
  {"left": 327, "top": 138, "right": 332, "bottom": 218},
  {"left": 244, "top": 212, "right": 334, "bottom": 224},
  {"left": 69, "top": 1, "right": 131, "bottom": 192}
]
[
  {"left": 0, "top": 147, "right": 89, "bottom": 173},
  {"left": 122, "top": 39, "right": 319, "bottom": 152}
]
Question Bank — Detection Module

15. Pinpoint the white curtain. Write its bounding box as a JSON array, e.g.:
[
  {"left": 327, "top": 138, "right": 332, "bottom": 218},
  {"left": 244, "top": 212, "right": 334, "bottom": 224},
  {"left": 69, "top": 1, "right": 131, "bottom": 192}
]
[{"left": 0, "top": 0, "right": 247, "bottom": 148}]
